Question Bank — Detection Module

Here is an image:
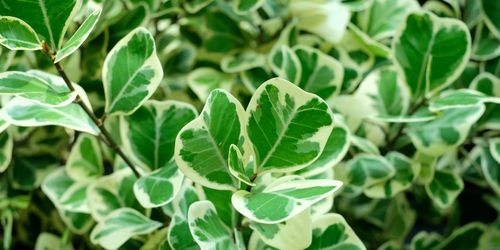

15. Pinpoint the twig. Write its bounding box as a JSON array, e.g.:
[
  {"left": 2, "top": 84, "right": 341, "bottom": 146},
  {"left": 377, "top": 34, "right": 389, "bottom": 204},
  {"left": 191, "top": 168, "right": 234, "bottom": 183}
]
[{"left": 42, "top": 42, "right": 141, "bottom": 178}]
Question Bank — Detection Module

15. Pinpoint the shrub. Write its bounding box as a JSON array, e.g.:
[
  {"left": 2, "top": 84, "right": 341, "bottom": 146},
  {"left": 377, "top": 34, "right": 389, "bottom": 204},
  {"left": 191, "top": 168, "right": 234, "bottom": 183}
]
[{"left": 0, "top": 0, "right": 499, "bottom": 249}]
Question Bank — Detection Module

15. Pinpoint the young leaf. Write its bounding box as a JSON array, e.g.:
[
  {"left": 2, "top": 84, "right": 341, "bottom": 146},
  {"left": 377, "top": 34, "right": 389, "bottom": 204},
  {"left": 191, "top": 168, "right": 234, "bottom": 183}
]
[
  {"left": 55, "top": 9, "right": 102, "bottom": 63},
  {"left": 293, "top": 45, "right": 344, "bottom": 99},
  {"left": 425, "top": 169, "right": 464, "bottom": 209},
  {"left": 175, "top": 89, "right": 248, "bottom": 191},
  {"left": 90, "top": 208, "right": 162, "bottom": 250},
  {"left": 188, "top": 200, "right": 237, "bottom": 249},
  {"left": 429, "top": 89, "right": 500, "bottom": 111},
  {"left": 0, "top": 0, "right": 80, "bottom": 50},
  {"left": 346, "top": 154, "right": 395, "bottom": 190},
  {"left": 0, "top": 71, "right": 76, "bottom": 107},
  {"left": 0, "top": 17, "right": 41, "bottom": 50},
  {"left": 250, "top": 209, "right": 312, "bottom": 250},
  {"left": 66, "top": 134, "right": 104, "bottom": 182},
  {"left": 121, "top": 100, "right": 197, "bottom": 170},
  {"left": 407, "top": 105, "right": 485, "bottom": 156},
  {"left": 269, "top": 45, "right": 302, "bottom": 84},
  {"left": 393, "top": 11, "right": 471, "bottom": 99},
  {"left": 0, "top": 132, "right": 13, "bottom": 173},
  {"left": 228, "top": 144, "right": 254, "bottom": 186},
  {"left": 357, "top": 0, "right": 420, "bottom": 41},
  {"left": 246, "top": 78, "right": 334, "bottom": 174},
  {"left": 232, "top": 177, "right": 342, "bottom": 223},
  {"left": 307, "top": 213, "right": 365, "bottom": 250},
  {"left": 133, "top": 160, "right": 184, "bottom": 208},
  {"left": 1, "top": 97, "right": 99, "bottom": 135},
  {"left": 103, "top": 27, "right": 163, "bottom": 116}
]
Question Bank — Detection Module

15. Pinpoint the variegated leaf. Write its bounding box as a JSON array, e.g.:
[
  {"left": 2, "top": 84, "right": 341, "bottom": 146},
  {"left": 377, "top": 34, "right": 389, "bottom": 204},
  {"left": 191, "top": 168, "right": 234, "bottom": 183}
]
[
  {"left": 167, "top": 184, "right": 201, "bottom": 250},
  {"left": 307, "top": 213, "right": 365, "bottom": 250},
  {"left": 346, "top": 154, "right": 395, "bottom": 190},
  {"left": 103, "top": 27, "right": 162, "bottom": 115},
  {"left": 187, "top": 68, "right": 232, "bottom": 102},
  {"left": 66, "top": 134, "right": 103, "bottom": 182},
  {"left": 246, "top": 78, "right": 334, "bottom": 174},
  {"left": 0, "top": 132, "right": 13, "bottom": 173},
  {"left": 425, "top": 169, "right": 464, "bottom": 209},
  {"left": 0, "top": 17, "right": 41, "bottom": 50},
  {"left": 269, "top": 45, "right": 302, "bottom": 84},
  {"left": 228, "top": 144, "right": 254, "bottom": 186},
  {"left": 429, "top": 89, "right": 500, "bottom": 111}
]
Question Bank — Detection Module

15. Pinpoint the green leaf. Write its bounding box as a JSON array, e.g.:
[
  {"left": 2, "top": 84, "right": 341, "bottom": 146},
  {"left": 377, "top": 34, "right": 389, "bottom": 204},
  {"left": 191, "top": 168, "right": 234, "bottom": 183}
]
[
  {"left": 90, "top": 208, "right": 162, "bottom": 250},
  {"left": 425, "top": 169, "right": 464, "bottom": 209},
  {"left": 133, "top": 160, "right": 184, "bottom": 208},
  {"left": 251, "top": 209, "right": 312, "bottom": 249},
  {"left": 0, "top": 0, "right": 80, "bottom": 50},
  {"left": 184, "top": 0, "right": 214, "bottom": 13},
  {"left": 0, "top": 71, "right": 76, "bottom": 106},
  {"left": 34, "top": 233, "right": 73, "bottom": 250},
  {"left": 175, "top": 89, "right": 248, "bottom": 191},
  {"left": 187, "top": 68, "right": 232, "bottom": 102},
  {"left": 122, "top": 100, "right": 197, "bottom": 171},
  {"left": 407, "top": 105, "right": 485, "bottom": 156},
  {"left": 357, "top": 0, "right": 420, "bottom": 40},
  {"left": 0, "top": 132, "right": 13, "bottom": 173},
  {"left": 345, "top": 24, "right": 391, "bottom": 57},
  {"left": 350, "top": 136, "right": 380, "bottom": 155},
  {"left": 410, "top": 231, "right": 442, "bottom": 250},
  {"left": 491, "top": 138, "right": 500, "bottom": 164},
  {"left": 364, "top": 152, "right": 420, "bottom": 198},
  {"left": 167, "top": 184, "right": 200, "bottom": 250},
  {"left": 429, "top": 89, "right": 500, "bottom": 111},
  {"left": 306, "top": 213, "right": 365, "bottom": 250},
  {"left": 471, "top": 22, "right": 500, "bottom": 61},
  {"left": 246, "top": 78, "right": 334, "bottom": 174},
  {"left": 233, "top": 0, "right": 264, "bottom": 13},
  {"left": 66, "top": 134, "right": 103, "bottom": 182},
  {"left": 480, "top": 143, "right": 500, "bottom": 194},
  {"left": 221, "top": 51, "right": 266, "bottom": 73},
  {"left": 269, "top": 45, "right": 302, "bottom": 84},
  {"left": 55, "top": 9, "right": 102, "bottom": 63},
  {"left": 0, "top": 17, "right": 41, "bottom": 50},
  {"left": 297, "top": 117, "right": 350, "bottom": 177},
  {"left": 228, "top": 144, "right": 254, "bottom": 186},
  {"left": 1, "top": 97, "right": 99, "bottom": 135},
  {"left": 393, "top": 11, "right": 471, "bottom": 99},
  {"left": 87, "top": 169, "right": 143, "bottom": 221},
  {"left": 232, "top": 176, "right": 342, "bottom": 223},
  {"left": 346, "top": 154, "right": 395, "bottom": 190},
  {"left": 479, "top": 0, "right": 500, "bottom": 38},
  {"left": 188, "top": 200, "right": 237, "bottom": 249},
  {"left": 58, "top": 182, "right": 89, "bottom": 213},
  {"left": 435, "top": 223, "right": 488, "bottom": 250},
  {"left": 103, "top": 27, "right": 163, "bottom": 116},
  {"left": 293, "top": 45, "right": 344, "bottom": 99}
]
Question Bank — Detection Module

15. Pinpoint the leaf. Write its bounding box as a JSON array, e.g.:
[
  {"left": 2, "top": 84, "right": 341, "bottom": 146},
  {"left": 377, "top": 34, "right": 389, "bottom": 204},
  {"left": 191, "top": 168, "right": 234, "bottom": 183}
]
[
  {"left": 471, "top": 22, "right": 500, "bottom": 61},
  {"left": 0, "top": 17, "right": 41, "bottom": 50},
  {"left": 306, "top": 213, "right": 365, "bottom": 250},
  {"left": 269, "top": 45, "right": 302, "bottom": 84},
  {"left": 58, "top": 182, "right": 89, "bottom": 213},
  {"left": 373, "top": 113, "right": 436, "bottom": 123},
  {"left": 228, "top": 144, "right": 254, "bottom": 186},
  {"left": 10, "top": 155, "right": 58, "bottom": 191},
  {"left": 346, "top": 24, "right": 391, "bottom": 57},
  {"left": 480, "top": 143, "right": 500, "bottom": 194},
  {"left": 293, "top": 45, "right": 344, "bottom": 99},
  {"left": 350, "top": 136, "right": 380, "bottom": 155},
  {"left": 231, "top": 176, "right": 342, "bottom": 223},
  {"left": 425, "top": 169, "right": 464, "bottom": 209},
  {"left": 0, "top": 71, "right": 76, "bottom": 107},
  {"left": 184, "top": 0, "right": 214, "bottom": 13},
  {"left": 410, "top": 231, "right": 442, "bottom": 250},
  {"left": 296, "top": 118, "right": 350, "bottom": 177},
  {"left": 364, "top": 152, "right": 420, "bottom": 198},
  {"left": 357, "top": 0, "right": 420, "bottom": 40},
  {"left": 187, "top": 68, "right": 232, "bottom": 102},
  {"left": 103, "top": 27, "right": 163, "bottom": 116},
  {"left": 175, "top": 89, "right": 248, "bottom": 191},
  {"left": 188, "top": 200, "right": 237, "bottom": 249},
  {"left": 246, "top": 78, "right": 334, "bottom": 174},
  {"left": 434, "top": 223, "right": 488, "bottom": 250},
  {"left": 167, "top": 184, "right": 201, "bottom": 250},
  {"left": 35, "top": 233, "right": 73, "bottom": 250},
  {"left": 66, "top": 134, "right": 103, "bottom": 182},
  {"left": 121, "top": 100, "right": 197, "bottom": 170},
  {"left": 0, "top": 132, "right": 13, "bottom": 173},
  {"left": 233, "top": 0, "right": 264, "bottom": 13},
  {"left": 133, "top": 160, "right": 184, "bottom": 208},
  {"left": 250, "top": 209, "right": 312, "bottom": 250},
  {"left": 429, "top": 89, "right": 500, "bottom": 111},
  {"left": 55, "top": 9, "right": 102, "bottom": 63},
  {"left": 491, "top": 138, "right": 500, "bottom": 164},
  {"left": 221, "top": 51, "right": 266, "bottom": 73},
  {"left": 346, "top": 154, "right": 395, "bottom": 191},
  {"left": 479, "top": 0, "right": 500, "bottom": 38},
  {"left": 1, "top": 97, "right": 99, "bottom": 135},
  {"left": 393, "top": 12, "right": 471, "bottom": 99},
  {"left": 90, "top": 208, "right": 162, "bottom": 250},
  {"left": 202, "top": 187, "right": 237, "bottom": 227},
  {"left": 0, "top": 0, "right": 80, "bottom": 50},
  {"left": 407, "top": 105, "right": 485, "bottom": 156},
  {"left": 87, "top": 169, "right": 143, "bottom": 221}
]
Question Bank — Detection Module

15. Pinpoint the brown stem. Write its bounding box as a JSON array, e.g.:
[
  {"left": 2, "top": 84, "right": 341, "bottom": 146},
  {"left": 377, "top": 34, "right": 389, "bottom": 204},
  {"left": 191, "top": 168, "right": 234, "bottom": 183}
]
[{"left": 44, "top": 42, "right": 141, "bottom": 178}]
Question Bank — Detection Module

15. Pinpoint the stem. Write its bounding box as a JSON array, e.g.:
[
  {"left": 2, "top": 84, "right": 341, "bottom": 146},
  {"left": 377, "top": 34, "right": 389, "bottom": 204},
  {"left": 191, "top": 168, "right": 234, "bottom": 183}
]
[{"left": 43, "top": 43, "right": 141, "bottom": 178}]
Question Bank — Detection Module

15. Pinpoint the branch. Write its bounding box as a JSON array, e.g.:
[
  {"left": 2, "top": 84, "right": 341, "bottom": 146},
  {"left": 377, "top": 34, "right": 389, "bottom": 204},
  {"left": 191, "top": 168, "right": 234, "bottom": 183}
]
[{"left": 42, "top": 42, "right": 141, "bottom": 178}]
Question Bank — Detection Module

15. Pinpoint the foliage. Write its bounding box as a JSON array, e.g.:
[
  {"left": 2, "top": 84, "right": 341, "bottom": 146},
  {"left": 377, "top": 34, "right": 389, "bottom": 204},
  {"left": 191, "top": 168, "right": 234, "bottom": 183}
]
[{"left": 0, "top": 0, "right": 499, "bottom": 249}]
